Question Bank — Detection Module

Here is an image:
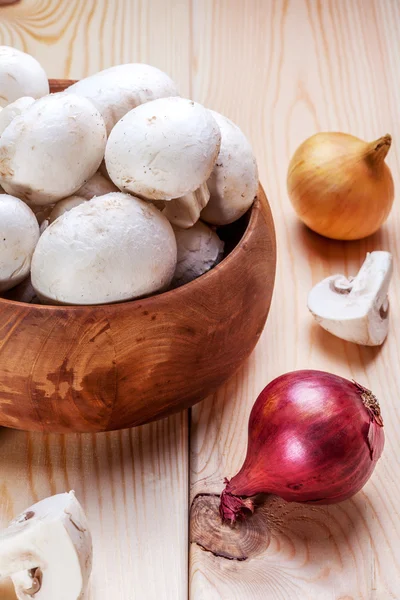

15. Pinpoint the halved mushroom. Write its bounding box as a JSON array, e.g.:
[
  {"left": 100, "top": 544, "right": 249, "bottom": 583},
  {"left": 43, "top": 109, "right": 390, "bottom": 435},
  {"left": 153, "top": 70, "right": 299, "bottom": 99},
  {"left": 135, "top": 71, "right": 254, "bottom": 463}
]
[
  {"left": 171, "top": 220, "right": 224, "bottom": 287},
  {"left": 105, "top": 97, "right": 221, "bottom": 203},
  {"left": 0, "top": 194, "right": 39, "bottom": 292},
  {"left": 68, "top": 63, "right": 179, "bottom": 135},
  {"left": 0, "top": 491, "right": 92, "bottom": 600},
  {"left": 201, "top": 110, "right": 258, "bottom": 226},
  {"left": 0, "top": 93, "right": 107, "bottom": 206},
  {"left": 308, "top": 251, "right": 393, "bottom": 346},
  {"left": 31, "top": 192, "right": 177, "bottom": 305},
  {"left": 0, "top": 96, "right": 35, "bottom": 135},
  {"left": 0, "top": 46, "right": 49, "bottom": 108}
]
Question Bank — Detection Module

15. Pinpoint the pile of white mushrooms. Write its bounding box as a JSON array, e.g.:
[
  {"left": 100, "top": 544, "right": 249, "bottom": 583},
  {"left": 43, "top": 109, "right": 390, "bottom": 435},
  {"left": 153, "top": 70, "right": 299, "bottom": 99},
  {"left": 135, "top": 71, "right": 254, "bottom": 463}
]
[{"left": 0, "top": 46, "right": 258, "bottom": 306}]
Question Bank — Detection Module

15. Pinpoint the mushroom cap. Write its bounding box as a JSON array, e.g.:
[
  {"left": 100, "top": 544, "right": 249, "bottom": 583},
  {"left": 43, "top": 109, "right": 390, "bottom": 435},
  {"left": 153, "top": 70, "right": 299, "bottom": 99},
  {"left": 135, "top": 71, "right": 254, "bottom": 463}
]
[
  {"left": 171, "top": 220, "right": 224, "bottom": 287},
  {"left": 48, "top": 195, "right": 87, "bottom": 224},
  {"left": 201, "top": 110, "right": 258, "bottom": 226},
  {"left": 31, "top": 192, "right": 177, "bottom": 305},
  {"left": 68, "top": 63, "right": 179, "bottom": 134},
  {"left": 0, "top": 96, "right": 35, "bottom": 135},
  {"left": 76, "top": 171, "right": 118, "bottom": 200},
  {"left": 0, "top": 92, "right": 107, "bottom": 206},
  {"left": 105, "top": 97, "right": 221, "bottom": 201},
  {"left": 0, "top": 46, "right": 49, "bottom": 108},
  {"left": 0, "top": 193, "right": 40, "bottom": 292}
]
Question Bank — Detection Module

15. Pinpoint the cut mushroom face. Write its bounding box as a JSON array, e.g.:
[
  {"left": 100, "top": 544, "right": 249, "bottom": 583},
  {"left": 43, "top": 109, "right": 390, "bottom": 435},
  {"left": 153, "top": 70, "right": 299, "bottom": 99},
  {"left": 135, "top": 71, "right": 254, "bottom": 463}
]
[
  {"left": 31, "top": 192, "right": 177, "bottom": 305},
  {"left": 0, "top": 46, "right": 49, "bottom": 108},
  {"left": 0, "top": 491, "right": 92, "bottom": 600},
  {"left": 308, "top": 251, "right": 393, "bottom": 346},
  {"left": 105, "top": 97, "right": 221, "bottom": 201},
  {"left": 0, "top": 194, "right": 40, "bottom": 292},
  {"left": 201, "top": 110, "right": 258, "bottom": 226},
  {"left": 163, "top": 183, "right": 210, "bottom": 229},
  {"left": 0, "top": 96, "right": 35, "bottom": 136},
  {"left": 0, "top": 92, "right": 107, "bottom": 206},
  {"left": 68, "top": 63, "right": 179, "bottom": 135},
  {"left": 171, "top": 220, "right": 224, "bottom": 288}
]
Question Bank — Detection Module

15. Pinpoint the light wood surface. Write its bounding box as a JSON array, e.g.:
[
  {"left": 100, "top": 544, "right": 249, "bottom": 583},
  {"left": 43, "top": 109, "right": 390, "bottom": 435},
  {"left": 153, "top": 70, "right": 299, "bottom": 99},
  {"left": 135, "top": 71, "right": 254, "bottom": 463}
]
[
  {"left": 0, "top": 1, "right": 400, "bottom": 599},
  {"left": 188, "top": 1, "right": 400, "bottom": 599}
]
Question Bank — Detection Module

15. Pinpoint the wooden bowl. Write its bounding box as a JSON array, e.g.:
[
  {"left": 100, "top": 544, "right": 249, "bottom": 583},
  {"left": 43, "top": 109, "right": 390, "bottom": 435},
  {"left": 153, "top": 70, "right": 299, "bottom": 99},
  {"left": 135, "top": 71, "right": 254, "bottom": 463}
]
[{"left": 0, "top": 80, "right": 276, "bottom": 433}]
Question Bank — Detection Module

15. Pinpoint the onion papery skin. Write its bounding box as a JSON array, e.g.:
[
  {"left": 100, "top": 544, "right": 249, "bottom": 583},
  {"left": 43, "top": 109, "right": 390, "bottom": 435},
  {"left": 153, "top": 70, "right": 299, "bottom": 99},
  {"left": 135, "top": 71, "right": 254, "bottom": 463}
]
[
  {"left": 287, "top": 132, "right": 394, "bottom": 241},
  {"left": 220, "top": 370, "right": 384, "bottom": 523}
]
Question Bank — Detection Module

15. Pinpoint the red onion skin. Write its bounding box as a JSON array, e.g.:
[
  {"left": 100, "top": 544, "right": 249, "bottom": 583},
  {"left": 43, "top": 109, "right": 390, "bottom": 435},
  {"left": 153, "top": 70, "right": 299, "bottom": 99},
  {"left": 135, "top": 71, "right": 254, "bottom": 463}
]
[{"left": 220, "top": 370, "right": 384, "bottom": 522}]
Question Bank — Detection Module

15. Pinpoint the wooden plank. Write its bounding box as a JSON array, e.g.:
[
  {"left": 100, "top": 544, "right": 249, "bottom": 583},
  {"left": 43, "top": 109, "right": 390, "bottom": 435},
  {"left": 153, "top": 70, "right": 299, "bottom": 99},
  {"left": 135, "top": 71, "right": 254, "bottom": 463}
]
[
  {"left": 189, "top": 1, "right": 400, "bottom": 598},
  {"left": 0, "top": 1, "right": 191, "bottom": 598}
]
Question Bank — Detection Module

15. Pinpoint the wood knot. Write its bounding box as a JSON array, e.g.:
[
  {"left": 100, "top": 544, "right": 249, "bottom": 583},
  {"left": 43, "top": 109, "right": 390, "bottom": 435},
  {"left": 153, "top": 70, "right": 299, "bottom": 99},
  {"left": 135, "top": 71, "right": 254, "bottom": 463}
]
[{"left": 190, "top": 493, "right": 271, "bottom": 560}]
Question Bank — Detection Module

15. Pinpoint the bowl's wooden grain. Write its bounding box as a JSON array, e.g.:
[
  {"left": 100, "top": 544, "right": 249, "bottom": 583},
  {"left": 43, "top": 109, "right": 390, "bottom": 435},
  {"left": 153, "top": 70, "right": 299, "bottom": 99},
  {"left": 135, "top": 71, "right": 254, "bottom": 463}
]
[{"left": 0, "top": 79, "right": 276, "bottom": 433}]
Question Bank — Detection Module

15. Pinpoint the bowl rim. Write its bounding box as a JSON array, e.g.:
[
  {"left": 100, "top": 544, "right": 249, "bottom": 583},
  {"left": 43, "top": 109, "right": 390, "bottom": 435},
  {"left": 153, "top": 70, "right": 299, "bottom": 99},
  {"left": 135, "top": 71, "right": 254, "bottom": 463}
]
[{"left": 0, "top": 190, "right": 266, "bottom": 312}]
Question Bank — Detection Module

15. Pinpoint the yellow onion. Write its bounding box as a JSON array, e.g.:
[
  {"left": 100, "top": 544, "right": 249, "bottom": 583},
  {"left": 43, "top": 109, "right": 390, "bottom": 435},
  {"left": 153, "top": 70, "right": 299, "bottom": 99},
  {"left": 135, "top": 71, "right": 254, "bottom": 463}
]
[{"left": 287, "top": 132, "right": 394, "bottom": 240}]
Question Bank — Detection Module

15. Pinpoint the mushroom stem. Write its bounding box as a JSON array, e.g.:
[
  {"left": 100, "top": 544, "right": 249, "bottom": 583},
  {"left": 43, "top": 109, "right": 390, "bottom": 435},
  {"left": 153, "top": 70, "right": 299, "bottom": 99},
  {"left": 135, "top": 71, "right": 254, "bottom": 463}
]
[
  {"left": 163, "top": 182, "right": 210, "bottom": 229},
  {"left": 330, "top": 275, "right": 354, "bottom": 294},
  {"left": 308, "top": 251, "right": 393, "bottom": 346},
  {"left": 0, "top": 491, "right": 92, "bottom": 600},
  {"left": 0, "top": 528, "right": 41, "bottom": 579}
]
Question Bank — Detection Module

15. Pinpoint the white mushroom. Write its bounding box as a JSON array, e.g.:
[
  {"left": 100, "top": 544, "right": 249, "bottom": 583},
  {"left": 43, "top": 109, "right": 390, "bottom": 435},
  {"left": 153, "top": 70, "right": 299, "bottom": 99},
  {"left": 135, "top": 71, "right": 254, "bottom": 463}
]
[
  {"left": 48, "top": 195, "right": 87, "bottom": 224},
  {"left": 46, "top": 174, "right": 118, "bottom": 225},
  {"left": 0, "top": 93, "right": 107, "bottom": 206},
  {"left": 31, "top": 192, "right": 177, "bottom": 305},
  {"left": 76, "top": 171, "right": 118, "bottom": 200},
  {"left": 0, "top": 46, "right": 49, "bottom": 108},
  {"left": 0, "top": 491, "right": 92, "bottom": 600},
  {"left": 308, "top": 251, "right": 393, "bottom": 346},
  {"left": 68, "top": 63, "right": 179, "bottom": 135},
  {"left": 0, "top": 194, "right": 39, "bottom": 292},
  {"left": 0, "top": 96, "right": 35, "bottom": 135},
  {"left": 201, "top": 110, "right": 258, "bottom": 225},
  {"left": 171, "top": 220, "right": 224, "bottom": 288},
  {"left": 163, "top": 183, "right": 210, "bottom": 229},
  {"left": 105, "top": 97, "right": 221, "bottom": 201}
]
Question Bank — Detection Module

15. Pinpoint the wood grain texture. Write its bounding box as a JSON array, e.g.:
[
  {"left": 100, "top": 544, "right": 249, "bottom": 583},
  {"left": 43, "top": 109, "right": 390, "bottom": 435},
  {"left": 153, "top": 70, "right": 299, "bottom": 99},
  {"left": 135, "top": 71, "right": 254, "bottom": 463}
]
[
  {"left": 0, "top": 1, "right": 399, "bottom": 599},
  {"left": 0, "top": 1, "right": 193, "bottom": 598},
  {"left": 0, "top": 186, "right": 275, "bottom": 433},
  {"left": 189, "top": 1, "right": 400, "bottom": 599}
]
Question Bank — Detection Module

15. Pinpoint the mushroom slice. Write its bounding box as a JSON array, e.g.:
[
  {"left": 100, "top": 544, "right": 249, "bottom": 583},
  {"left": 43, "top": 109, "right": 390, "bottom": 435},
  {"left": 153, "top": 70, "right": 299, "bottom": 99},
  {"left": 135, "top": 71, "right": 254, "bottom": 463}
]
[
  {"left": 163, "top": 183, "right": 210, "bottom": 229},
  {"left": 308, "top": 251, "right": 393, "bottom": 346},
  {"left": 0, "top": 491, "right": 92, "bottom": 600}
]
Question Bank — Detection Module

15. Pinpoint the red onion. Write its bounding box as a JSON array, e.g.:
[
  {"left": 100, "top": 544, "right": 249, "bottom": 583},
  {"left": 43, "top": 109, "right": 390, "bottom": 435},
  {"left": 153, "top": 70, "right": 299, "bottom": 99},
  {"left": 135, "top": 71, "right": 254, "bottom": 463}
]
[{"left": 220, "top": 370, "right": 384, "bottom": 524}]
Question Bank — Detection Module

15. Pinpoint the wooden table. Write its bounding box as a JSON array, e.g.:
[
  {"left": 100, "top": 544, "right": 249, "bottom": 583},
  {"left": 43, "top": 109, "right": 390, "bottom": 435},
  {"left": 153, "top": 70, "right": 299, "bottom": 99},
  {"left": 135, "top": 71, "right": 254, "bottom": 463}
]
[{"left": 0, "top": 1, "right": 399, "bottom": 598}]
